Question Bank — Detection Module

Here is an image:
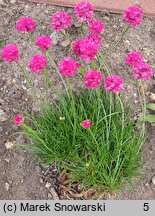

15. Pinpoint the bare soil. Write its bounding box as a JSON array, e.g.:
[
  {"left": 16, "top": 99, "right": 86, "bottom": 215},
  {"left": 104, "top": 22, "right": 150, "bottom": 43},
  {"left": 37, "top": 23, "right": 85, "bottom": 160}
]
[{"left": 0, "top": 0, "right": 155, "bottom": 200}]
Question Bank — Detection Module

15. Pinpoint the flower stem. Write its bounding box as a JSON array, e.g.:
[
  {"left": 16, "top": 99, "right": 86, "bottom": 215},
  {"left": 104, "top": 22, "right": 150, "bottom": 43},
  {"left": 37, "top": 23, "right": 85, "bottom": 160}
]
[
  {"left": 116, "top": 93, "right": 125, "bottom": 134},
  {"left": 46, "top": 51, "right": 69, "bottom": 98},
  {"left": 43, "top": 70, "right": 60, "bottom": 97},
  {"left": 28, "top": 32, "right": 35, "bottom": 42},
  {"left": 66, "top": 77, "right": 76, "bottom": 144},
  {"left": 17, "top": 62, "right": 39, "bottom": 104},
  {"left": 138, "top": 80, "right": 146, "bottom": 150}
]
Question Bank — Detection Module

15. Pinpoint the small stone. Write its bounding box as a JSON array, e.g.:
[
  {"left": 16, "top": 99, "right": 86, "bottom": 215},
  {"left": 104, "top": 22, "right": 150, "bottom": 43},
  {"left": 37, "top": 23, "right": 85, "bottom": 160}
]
[
  {"left": 0, "top": 109, "right": 7, "bottom": 122},
  {"left": 50, "top": 32, "right": 60, "bottom": 45},
  {"left": 48, "top": 193, "right": 53, "bottom": 199},
  {"left": 60, "top": 39, "right": 71, "bottom": 47},
  {"left": 151, "top": 176, "right": 155, "bottom": 185},
  {"left": 142, "top": 47, "right": 150, "bottom": 57},
  {"left": 5, "top": 141, "right": 14, "bottom": 150},
  {"left": 150, "top": 93, "right": 155, "bottom": 101},
  {"left": 74, "top": 22, "right": 82, "bottom": 28},
  {"left": 133, "top": 93, "right": 137, "bottom": 97},
  {"left": 0, "top": 0, "right": 6, "bottom": 6},
  {"left": 35, "top": 165, "right": 41, "bottom": 173},
  {"left": 102, "top": 16, "right": 110, "bottom": 22},
  {"left": 5, "top": 182, "right": 10, "bottom": 191},
  {"left": 45, "top": 182, "right": 51, "bottom": 189},
  {"left": 50, "top": 187, "right": 59, "bottom": 200},
  {"left": 39, "top": 178, "right": 44, "bottom": 184},
  {"left": 10, "top": 0, "right": 16, "bottom": 4},
  {"left": 21, "top": 178, "right": 24, "bottom": 183},
  {"left": 125, "top": 40, "right": 130, "bottom": 46},
  {"left": 4, "top": 158, "right": 11, "bottom": 163}
]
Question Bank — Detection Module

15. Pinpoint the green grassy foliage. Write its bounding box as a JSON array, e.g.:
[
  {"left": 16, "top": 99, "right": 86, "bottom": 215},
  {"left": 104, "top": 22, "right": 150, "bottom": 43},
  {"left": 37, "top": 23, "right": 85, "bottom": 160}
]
[{"left": 21, "top": 88, "right": 144, "bottom": 190}]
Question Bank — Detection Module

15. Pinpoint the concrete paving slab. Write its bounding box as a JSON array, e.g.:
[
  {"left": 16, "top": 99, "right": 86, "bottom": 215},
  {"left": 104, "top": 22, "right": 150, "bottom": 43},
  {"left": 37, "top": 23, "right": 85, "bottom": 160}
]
[{"left": 28, "top": 0, "right": 155, "bottom": 17}]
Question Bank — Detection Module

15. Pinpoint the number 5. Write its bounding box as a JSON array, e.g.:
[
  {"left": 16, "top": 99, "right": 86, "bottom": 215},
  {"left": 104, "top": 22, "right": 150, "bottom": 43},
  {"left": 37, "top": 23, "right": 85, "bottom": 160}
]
[{"left": 143, "top": 203, "right": 149, "bottom": 211}]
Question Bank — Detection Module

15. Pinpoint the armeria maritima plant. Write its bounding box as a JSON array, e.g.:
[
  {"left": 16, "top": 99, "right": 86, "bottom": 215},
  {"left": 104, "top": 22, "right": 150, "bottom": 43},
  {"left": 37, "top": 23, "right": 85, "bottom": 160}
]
[{"left": 1, "top": 1, "right": 153, "bottom": 196}]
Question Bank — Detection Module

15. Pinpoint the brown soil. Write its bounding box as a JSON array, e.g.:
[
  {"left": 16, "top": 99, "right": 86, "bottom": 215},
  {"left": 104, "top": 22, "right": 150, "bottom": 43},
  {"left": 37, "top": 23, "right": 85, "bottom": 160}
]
[{"left": 0, "top": 0, "right": 155, "bottom": 200}]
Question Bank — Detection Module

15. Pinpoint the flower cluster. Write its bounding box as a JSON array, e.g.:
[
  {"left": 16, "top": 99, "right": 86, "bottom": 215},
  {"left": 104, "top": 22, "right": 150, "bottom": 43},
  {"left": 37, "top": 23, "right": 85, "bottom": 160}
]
[
  {"left": 125, "top": 51, "right": 144, "bottom": 67},
  {"left": 59, "top": 57, "right": 80, "bottom": 77},
  {"left": 80, "top": 120, "right": 91, "bottom": 129},
  {"left": 74, "top": 1, "right": 94, "bottom": 22},
  {"left": 51, "top": 11, "right": 72, "bottom": 32},
  {"left": 123, "top": 6, "right": 143, "bottom": 27},
  {"left": 126, "top": 51, "right": 153, "bottom": 80},
  {"left": 84, "top": 34, "right": 102, "bottom": 46},
  {"left": 88, "top": 19, "right": 105, "bottom": 34},
  {"left": 35, "top": 35, "right": 52, "bottom": 52},
  {"left": 14, "top": 114, "right": 24, "bottom": 126},
  {"left": 133, "top": 62, "right": 153, "bottom": 80},
  {"left": 84, "top": 70, "right": 102, "bottom": 89},
  {"left": 73, "top": 38, "right": 99, "bottom": 63},
  {"left": 1, "top": 44, "right": 19, "bottom": 62},
  {"left": 16, "top": 17, "right": 35, "bottom": 33},
  {"left": 104, "top": 75, "right": 123, "bottom": 93},
  {"left": 29, "top": 54, "right": 47, "bottom": 74}
]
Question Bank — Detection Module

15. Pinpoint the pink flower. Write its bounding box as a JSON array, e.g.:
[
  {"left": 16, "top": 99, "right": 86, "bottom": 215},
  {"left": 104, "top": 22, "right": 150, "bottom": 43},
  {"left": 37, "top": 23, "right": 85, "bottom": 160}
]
[
  {"left": 123, "top": 6, "right": 143, "bottom": 27},
  {"left": 74, "top": 1, "right": 94, "bottom": 22},
  {"left": 14, "top": 114, "right": 24, "bottom": 125},
  {"left": 104, "top": 75, "right": 123, "bottom": 93},
  {"left": 59, "top": 57, "right": 80, "bottom": 77},
  {"left": 16, "top": 17, "right": 35, "bottom": 33},
  {"left": 35, "top": 35, "right": 52, "bottom": 52},
  {"left": 84, "top": 34, "right": 102, "bottom": 46},
  {"left": 84, "top": 70, "right": 102, "bottom": 89},
  {"left": 51, "top": 11, "right": 72, "bottom": 32},
  {"left": 1, "top": 44, "right": 19, "bottom": 62},
  {"left": 81, "top": 120, "right": 91, "bottom": 129},
  {"left": 29, "top": 54, "right": 47, "bottom": 74},
  {"left": 88, "top": 19, "right": 105, "bottom": 34},
  {"left": 133, "top": 62, "right": 153, "bottom": 80},
  {"left": 125, "top": 51, "right": 144, "bottom": 67},
  {"left": 73, "top": 38, "right": 99, "bottom": 63}
]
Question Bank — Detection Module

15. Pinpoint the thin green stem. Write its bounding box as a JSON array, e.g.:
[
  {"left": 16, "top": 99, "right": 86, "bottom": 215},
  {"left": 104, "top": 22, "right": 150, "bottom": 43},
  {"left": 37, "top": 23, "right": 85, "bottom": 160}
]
[
  {"left": 28, "top": 32, "right": 35, "bottom": 42},
  {"left": 17, "top": 62, "right": 39, "bottom": 104},
  {"left": 66, "top": 77, "right": 76, "bottom": 144},
  {"left": 46, "top": 51, "right": 69, "bottom": 98},
  {"left": 116, "top": 93, "right": 125, "bottom": 135},
  {"left": 43, "top": 70, "right": 60, "bottom": 97},
  {"left": 137, "top": 80, "right": 146, "bottom": 151},
  {"left": 97, "top": 54, "right": 111, "bottom": 76}
]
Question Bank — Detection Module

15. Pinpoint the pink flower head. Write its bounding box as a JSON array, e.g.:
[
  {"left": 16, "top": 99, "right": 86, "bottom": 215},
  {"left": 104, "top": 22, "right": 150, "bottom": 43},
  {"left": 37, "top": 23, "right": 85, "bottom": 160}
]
[
  {"left": 51, "top": 11, "right": 72, "bottom": 32},
  {"left": 133, "top": 62, "right": 153, "bottom": 80},
  {"left": 73, "top": 38, "right": 99, "bottom": 63},
  {"left": 125, "top": 51, "right": 144, "bottom": 67},
  {"left": 84, "top": 70, "right": 102, "bottom": 89},
  {"left": 29, "top": 54, "right": 47, "bottom": 74},
  {"left": 16, "top": 17, "right": 35, "bottom": 33},
  {"left": 123, "top": 6, "right": 143, "bottom": 27},
  {"left": 104, "top": 75, "right": 123, "bottom": 93},
  {"left": 80, "top": 120, "right": 91, "bottom": 129},
  {"left": 88, "top": 19, "right": 105, "bottom": 34},
  {"left": 59, "top": 57, "right": 80, "bottom": 77},
  {"left": 14, "top": 114, "right": 24, "bottom": 126},
  {"left": 84, "top": 34, "right": 102, "bottom": 46},
  {"left": 1, "top": 44, "right": 19, "bottom": 63},
  {"left": 35, "top": 35, "right": 52, "bottom": 52},
  {"left": 74, "top": 1, "right": 94, "bottom": 22}
]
